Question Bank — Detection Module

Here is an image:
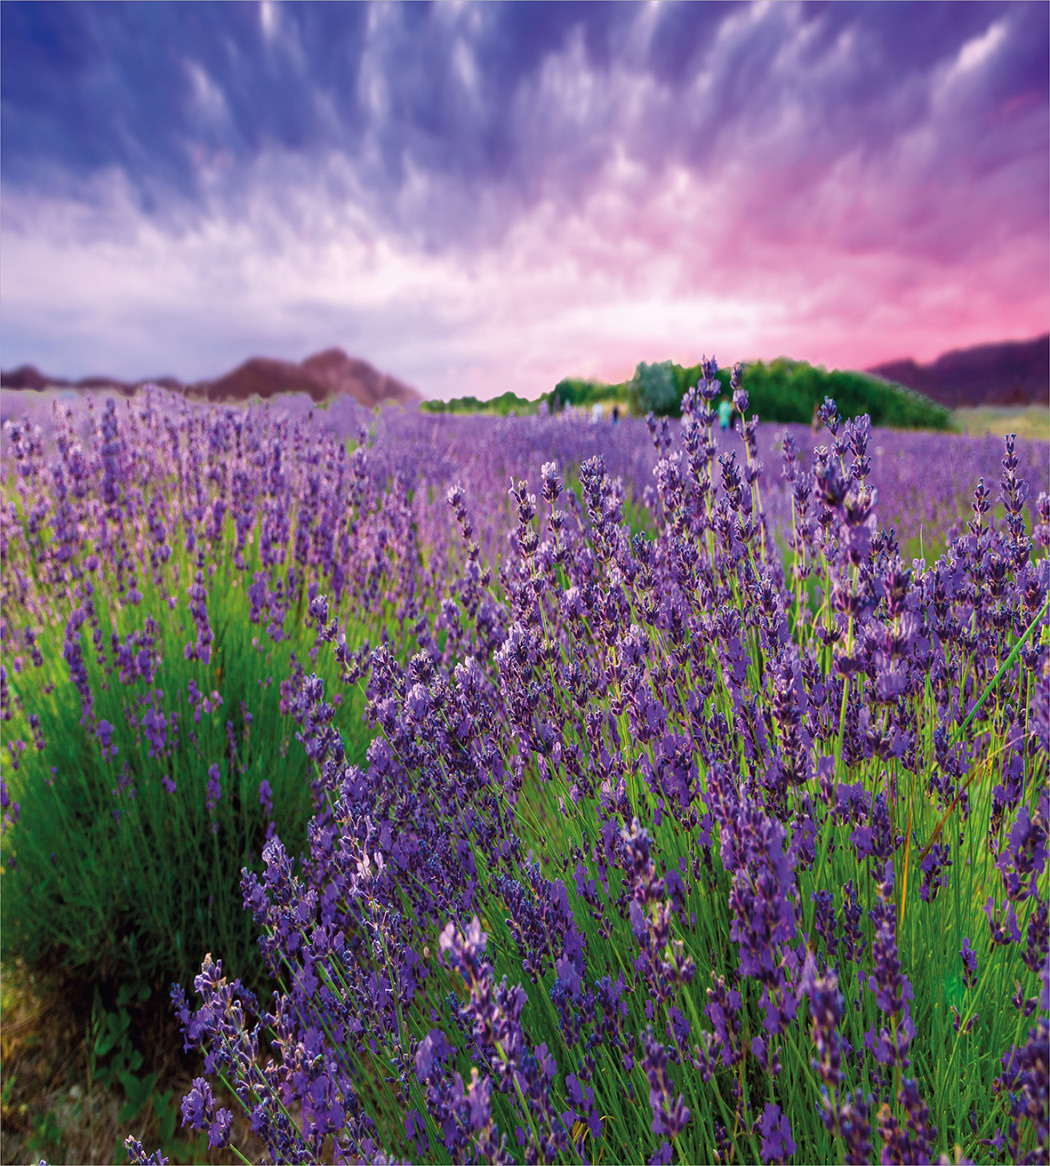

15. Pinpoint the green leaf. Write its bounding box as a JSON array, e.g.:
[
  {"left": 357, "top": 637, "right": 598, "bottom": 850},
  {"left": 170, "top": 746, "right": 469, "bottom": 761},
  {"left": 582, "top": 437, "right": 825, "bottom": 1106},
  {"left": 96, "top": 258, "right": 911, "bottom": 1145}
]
[
  {"left": 155, "top": 1089, "right": 177, "bottom": 1143},
  {"left": 118, "top": 1069, "right": 158, "bottom": 1123},
  {"left": 94, "top": 1026, "right": 119, "bottom": 1059}
]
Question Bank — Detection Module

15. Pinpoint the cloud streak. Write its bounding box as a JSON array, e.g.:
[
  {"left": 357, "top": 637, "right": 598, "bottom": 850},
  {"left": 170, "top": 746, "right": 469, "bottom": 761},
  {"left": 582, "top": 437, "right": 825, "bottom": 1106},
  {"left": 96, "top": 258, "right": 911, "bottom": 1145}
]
[{"left": 2, "top": 1, "right": 1046, "bottom": 397}]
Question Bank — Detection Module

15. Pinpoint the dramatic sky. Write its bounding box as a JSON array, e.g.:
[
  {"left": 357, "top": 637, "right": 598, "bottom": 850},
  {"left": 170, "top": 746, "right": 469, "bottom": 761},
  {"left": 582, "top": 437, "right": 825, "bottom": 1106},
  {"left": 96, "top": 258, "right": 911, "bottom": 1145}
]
[{"left": 1, "top": 1, "right": 1047, "bottom": 399}]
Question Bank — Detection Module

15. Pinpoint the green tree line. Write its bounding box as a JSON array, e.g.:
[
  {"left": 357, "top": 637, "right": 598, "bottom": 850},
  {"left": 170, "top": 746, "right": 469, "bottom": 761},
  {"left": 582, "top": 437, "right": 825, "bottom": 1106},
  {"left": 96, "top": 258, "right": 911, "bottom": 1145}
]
[
  {"left": 628, "top": 357, "right": 953, "bottom": 430},
  {"left": 422, "top": 358, "right": 954, "bottom": 431}
]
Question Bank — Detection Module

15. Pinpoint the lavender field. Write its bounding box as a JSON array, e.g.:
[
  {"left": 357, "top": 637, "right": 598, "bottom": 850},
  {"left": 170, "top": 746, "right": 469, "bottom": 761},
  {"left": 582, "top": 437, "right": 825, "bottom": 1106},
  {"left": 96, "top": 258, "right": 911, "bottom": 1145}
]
[{"left": 1, "top": 378, "right": 1048, "bottom": 1165}]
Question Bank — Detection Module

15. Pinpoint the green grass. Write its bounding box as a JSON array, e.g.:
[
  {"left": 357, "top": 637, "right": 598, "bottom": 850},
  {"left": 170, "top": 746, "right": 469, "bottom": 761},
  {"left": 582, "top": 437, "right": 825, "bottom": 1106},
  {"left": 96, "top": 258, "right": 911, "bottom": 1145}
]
[{"left": 952, "top": 406, "right": 1049, "bottom": 441}]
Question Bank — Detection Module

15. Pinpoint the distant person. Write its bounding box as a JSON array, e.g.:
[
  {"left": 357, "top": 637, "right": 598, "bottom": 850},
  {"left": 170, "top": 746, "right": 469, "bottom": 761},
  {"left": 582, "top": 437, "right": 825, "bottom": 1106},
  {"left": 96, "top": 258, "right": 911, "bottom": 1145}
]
[
  {"left": 612, "top": 405, "right": 620, "bottom": 425},
  {"left": 811, "top": 403, "right": 821, "bottom": 434},
  {"left": 718, "top": 398, "right": 732, "bottom": 431},
  {"left": 592, "top": 402, "right": 603, "bottom": 423}
]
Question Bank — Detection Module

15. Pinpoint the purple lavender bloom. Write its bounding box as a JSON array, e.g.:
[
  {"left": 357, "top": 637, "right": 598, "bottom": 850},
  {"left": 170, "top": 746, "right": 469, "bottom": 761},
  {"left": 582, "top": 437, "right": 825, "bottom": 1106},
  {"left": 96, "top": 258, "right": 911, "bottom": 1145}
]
[
  {"left": 725, "top": 804, "right": 798, "bottom": 980},
  {"left": 985, "top": 896, "right": 1024, "bottom": 947},
  {"left": 757, "top": 1102, "right": 796, "bottom": 1164},
  {"left": 811, "top": 889, "right": 838, "bottom": 962},
  {"left": 540, "top": 460, "right": 562, "bottom": 504},
  {"left": 649, "top": 1141, "right": 673, "bottom": 1166},
  {"left": 919, "top": 842, "right": 951, "bottom": 903},
  {"left": 801, "top": 955, "right": 846, "bottom": 1090},
  {"left": 11, "top": 376, "right": 1047, "bottom": 1166},
  {"left": 0, "top": 778, "right": 21, "bottom": 832},
  {"left": 818, "top": 397, "right": 840, "bottom": 435},
  {"left": 180, "top": 1076, "right": 216, "bottom": 1130},
  {"left": 207, "top": 1107, "right": 233, "bottom": 1149},
  {"left": 878, "top": 1078, "right": 937, "bottom": 1165},
  {"left": 308, "top": 592, "right": 329, "bottom": 626},
  {"left": 997, "top": 800, "right": 1048, "bottom": 902},
  {"left": 865, "top": 899, "right": 916, "bottom": 1068},
  {"left": 1021, "top": 899, "right": 1048, "bottom": 976},
  {"left": 124, "top": 1138, "right": 170, "bottom": 1165},
  {"left": 641, "top": 1028, "right": 691, "bottom": 1139},
  {"left": 838, "top": 1092, "right": 873, "bottom": 1165},
  {"left": 95, "top": 718, "right": 117, "bottom": 760},
  {"left": 995, "top": 1018, "right": 1049, "bottom": 1163},
  {"left": 205, "top": 763, "right": 222, "bottom": 816},
  {"left": 705, "top": 974, "right": 743, "bottom": 1068},
  {"left": 874, "top": 656, "right": 908, "bottom": 704},
  {"left": 438, "top": 916, "right": 487, "bottom": 981},
  {"left": 1031, "top": 657, "right": 1050, "bottom": 749},
  {"left": 141, "top": 706, "right": 167, "bottom": 758},
  {"left": 960, "top": 937, "right": 978, "bottom": 990},
  {"left": 414, "top": 1029, "right": 453, "bottom": 1082},
  {"left": 840, "top": 879, "right": 865, "bottom": 966},
  {"left": 897, "top": 1077, "right": 937, "bottom": 1162}
]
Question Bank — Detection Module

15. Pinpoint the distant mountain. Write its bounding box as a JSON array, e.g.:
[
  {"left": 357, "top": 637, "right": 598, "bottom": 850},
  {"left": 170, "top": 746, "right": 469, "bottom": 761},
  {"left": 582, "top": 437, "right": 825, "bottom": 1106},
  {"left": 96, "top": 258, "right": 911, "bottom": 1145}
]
[
  {"left": 301, "top": 348, "right": 417, "bottom": 408},
  {"left": 1, "top": 365, "right": 51, "bottom": 391},
  {"left": 0, "top": 348, "right": 421, "bottom": 408},
  {"left": 0, "top": 364, "right": 182, "bottom": 396},
  {"left": 866, "top": 335, "right": 1049, "bottom": 409}
]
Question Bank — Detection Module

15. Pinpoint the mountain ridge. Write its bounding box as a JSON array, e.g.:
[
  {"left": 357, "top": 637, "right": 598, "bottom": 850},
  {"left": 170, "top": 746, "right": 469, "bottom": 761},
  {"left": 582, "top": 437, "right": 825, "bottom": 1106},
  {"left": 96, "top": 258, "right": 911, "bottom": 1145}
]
[
  {"left": 865, "top": 334, "right": 1048, "bottom": 409},
  {"left": 0, "top": 347, "right": 421, "bottom": 408}
]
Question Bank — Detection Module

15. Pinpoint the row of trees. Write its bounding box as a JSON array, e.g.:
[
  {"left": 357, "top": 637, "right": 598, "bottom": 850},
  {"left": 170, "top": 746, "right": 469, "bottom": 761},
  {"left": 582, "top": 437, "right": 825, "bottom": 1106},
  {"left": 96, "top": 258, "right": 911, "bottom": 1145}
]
[
  {"left": 420, "top": 358, "right": 954, "bottom": 431},
  {"left": 420, "top": 390, "right": 537, "bottom": 416},
  {"left": 545, "top": 377, "right": 624, "bottom": 411},
  {"left": 628, "top": 357, "right": 953, "bottom": 430}
]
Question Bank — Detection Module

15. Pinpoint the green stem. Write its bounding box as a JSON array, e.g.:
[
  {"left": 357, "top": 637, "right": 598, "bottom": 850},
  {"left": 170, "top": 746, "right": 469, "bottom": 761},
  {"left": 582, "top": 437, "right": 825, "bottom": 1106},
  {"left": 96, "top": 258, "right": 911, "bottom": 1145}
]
[{"left": 949, "top": 594, "right": 1048, "bottom": 748}]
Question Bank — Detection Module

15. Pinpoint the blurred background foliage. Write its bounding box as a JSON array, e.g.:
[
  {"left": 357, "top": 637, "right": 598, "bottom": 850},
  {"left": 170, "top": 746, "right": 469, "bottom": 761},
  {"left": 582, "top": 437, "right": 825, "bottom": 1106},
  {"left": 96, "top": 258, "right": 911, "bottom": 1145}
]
[{"left": 422, "top": 356, "right": 956, "bottom": 430}]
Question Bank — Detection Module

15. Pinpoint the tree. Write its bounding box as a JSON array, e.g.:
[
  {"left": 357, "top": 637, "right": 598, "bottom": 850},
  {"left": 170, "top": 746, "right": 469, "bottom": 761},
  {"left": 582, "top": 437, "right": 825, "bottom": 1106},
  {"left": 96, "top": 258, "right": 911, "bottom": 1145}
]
[{"left": 629, "top": 360, "right": 679, "bottom": 416}]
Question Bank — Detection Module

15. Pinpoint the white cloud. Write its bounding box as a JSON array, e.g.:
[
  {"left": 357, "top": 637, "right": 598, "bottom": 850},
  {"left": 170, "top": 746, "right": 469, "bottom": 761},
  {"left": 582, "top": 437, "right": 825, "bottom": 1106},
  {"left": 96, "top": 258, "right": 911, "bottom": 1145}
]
[
  {"left": 259, "top": 0, "right": 279, "bottom": 43},
  {"left": 185, "top": 60, "right": 231, "bottom": 127},
  {"left": 954, "top": 19, "right": 1008, "bottom": 77},
  {"left": 451, "top": 38, "right": 479, "bottom": 100},
  {"left": 932, "top": 17, "right": 1009, "bottom": 109},
  {"left": 257, "top": 0, "right": 306, "bottom": 73}
]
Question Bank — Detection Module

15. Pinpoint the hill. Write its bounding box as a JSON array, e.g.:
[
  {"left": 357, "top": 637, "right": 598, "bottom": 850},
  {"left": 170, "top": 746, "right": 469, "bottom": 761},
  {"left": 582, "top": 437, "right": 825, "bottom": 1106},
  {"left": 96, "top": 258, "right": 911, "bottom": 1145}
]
[
  {"left": 0, "top": 348, "right": 420, "bottom": 408},
  {"left": 866, "top": 335, "right": 1048, "bottom": 408}
]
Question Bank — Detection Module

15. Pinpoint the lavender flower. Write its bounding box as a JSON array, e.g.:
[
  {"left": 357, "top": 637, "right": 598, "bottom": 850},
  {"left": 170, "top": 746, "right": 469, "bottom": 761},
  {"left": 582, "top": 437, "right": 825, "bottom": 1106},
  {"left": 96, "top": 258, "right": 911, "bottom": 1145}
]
[
  {"left": 205, "top": 763, "right": 222, "bottom": 816},
  {"left": 124, "top": 1138, "right": 170, "bottom": 1165},
  {"left": 960, "top": 937, "right": 978, "bottom": 990},
  {"left": 865, "top": 898, "right": 916, "bottom": 1068},
  {"left": 756, "top": 1103, "right": 796, "bottom": 1164},
  {"left": 180, "top": 1077, "right": 233, "bottom": 1149},
  {"left": 642, "top": 1027, "right": 691, "bottom": 1139}
]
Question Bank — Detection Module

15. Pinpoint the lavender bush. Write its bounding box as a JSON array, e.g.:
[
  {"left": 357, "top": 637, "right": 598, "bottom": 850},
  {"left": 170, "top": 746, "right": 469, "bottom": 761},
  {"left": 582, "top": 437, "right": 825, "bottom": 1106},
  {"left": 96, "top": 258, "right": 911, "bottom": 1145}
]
[
  {"left": 1, "top": 373, "right": 1047, "bottom": 1165},
  {"left": 0, "top": 391, "right": 434, "bottom": 995}
]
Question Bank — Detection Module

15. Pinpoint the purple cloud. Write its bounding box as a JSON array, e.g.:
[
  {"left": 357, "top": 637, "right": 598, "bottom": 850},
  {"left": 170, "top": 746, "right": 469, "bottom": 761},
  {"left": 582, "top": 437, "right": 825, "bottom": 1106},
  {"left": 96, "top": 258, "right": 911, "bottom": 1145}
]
[{"left": 1, "top": 1, "right": 1046, "bottom": 397}]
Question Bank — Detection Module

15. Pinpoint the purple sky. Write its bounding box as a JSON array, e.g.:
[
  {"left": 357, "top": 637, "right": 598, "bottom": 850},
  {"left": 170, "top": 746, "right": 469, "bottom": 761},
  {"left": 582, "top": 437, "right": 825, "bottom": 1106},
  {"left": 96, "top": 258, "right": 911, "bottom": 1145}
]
[{"left": 1, "top": 1, "right": 1047, "bottom": 400}]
